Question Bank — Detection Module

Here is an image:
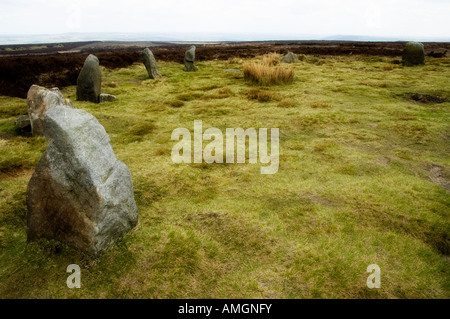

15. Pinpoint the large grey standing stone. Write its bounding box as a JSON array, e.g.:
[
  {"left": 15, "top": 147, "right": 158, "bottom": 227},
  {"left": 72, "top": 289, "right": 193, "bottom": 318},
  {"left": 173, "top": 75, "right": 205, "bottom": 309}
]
[
  {"left": 184, "top": 45, "right": 197, "bottom": 72},
  {"left": 282, "top": 52, "right": 298, "bottom": 63},
  {"left": 402, "top": 42, "right": 425, "bottom": 66},
  {"left": 27, "top": 84, "right": 73, "bottom": 136},
  {"left": 76, "top": 54, "right": 102, "bottom": 103},
  {"left": 141, "top": 48, "right": 161, "bottom": 79},
  {"left": 26, "top": 105, "right": 138, "bottom": 256}
]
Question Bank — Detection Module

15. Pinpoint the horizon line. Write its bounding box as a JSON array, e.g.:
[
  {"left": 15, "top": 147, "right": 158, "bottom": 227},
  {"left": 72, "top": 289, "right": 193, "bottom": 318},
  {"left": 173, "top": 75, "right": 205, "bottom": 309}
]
[{"left": 1, "top": 32, "right": 449, "bottom": 45}]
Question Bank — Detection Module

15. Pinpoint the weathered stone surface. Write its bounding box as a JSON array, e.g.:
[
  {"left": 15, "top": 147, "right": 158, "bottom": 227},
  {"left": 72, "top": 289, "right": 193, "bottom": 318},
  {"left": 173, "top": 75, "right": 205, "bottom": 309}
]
[
  {"left": 27, "top": 84, "right": 73, "bottom": 136},
  {"left": 99, "top": 93, "right": 117, "bottom": 103},
  {"left": 282, "top": 52, "right": 298, "bottom": 63},
  {"left": 15, "top": 114, "right": 31, "bottom": 129},
  {"left": 402, "top": 42, "right": 425, "bottom": 66},
  {"left": 76, "top": 54, "right": 102, "bottom": 103},
  {"left": 26, "top": 105, "right": 138, "bottom": 255},
  {"left": 141, "top": 48, "right": 161, "bottom": 79},
  {"left": 65, "top": 99, "right": 74, "bottom": 108},
  {"left": 184, "top": 45, "right": 197, "bottom": 72}
]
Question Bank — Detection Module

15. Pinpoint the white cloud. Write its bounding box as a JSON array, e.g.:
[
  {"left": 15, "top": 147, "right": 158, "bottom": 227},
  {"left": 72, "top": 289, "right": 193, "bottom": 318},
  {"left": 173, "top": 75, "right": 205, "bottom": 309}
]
[{"left": 0, "top": 0, "right": 448, "bottom": 39}]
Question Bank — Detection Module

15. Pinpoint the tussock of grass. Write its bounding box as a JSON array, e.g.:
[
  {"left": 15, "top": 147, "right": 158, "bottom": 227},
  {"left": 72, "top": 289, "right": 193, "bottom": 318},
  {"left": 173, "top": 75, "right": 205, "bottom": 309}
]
[
  {"left": 261, "top": 52, "right": 281, "bottom": 66},
  {"left": 243, "top": 53, "right": 294, "bottom": 85},
  {"left": 167, "top": 99, "right": 184, "bottom": 108},
  {"left": 246, "top": 88, "right": 281, "bottom": 102},
  {"left": 243, "top": 63, "right": 294, "bottom": 86},
  {"left": 125, "top": 121, "right": 156, "bottom": 143},
  {"left": 278, "top": 98, "right": 296, "bottom": 108}
]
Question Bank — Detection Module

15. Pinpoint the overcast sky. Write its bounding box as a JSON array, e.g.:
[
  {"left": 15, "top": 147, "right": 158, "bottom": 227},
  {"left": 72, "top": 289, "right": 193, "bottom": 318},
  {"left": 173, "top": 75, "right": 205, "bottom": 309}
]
[{"left": 0, "top": 0, "right": 449, "bottom": 39}]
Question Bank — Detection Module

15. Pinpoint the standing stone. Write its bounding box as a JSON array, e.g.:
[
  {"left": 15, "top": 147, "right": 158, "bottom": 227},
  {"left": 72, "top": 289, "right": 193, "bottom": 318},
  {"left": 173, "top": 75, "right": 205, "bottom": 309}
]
[
  {"left": 26, "top": 105, "right": 138, "bottom": 256},
  {"left": 184, "top": 45, "right": 197, "bottom": 72},
  {"left": 27, "top": 84, "right": 73, "bottom": 136},
  {"left": 141, "top": 48, "right": 161, "bottom": 79},
  {"left": 282, "top": 52, "right": 298, "bottom": 63},
  {"left": 76, "top": 54, "right": 102, "bottom": 103},
  {"left": 402, "top": 42, "right": 425, "bottom": 66}
]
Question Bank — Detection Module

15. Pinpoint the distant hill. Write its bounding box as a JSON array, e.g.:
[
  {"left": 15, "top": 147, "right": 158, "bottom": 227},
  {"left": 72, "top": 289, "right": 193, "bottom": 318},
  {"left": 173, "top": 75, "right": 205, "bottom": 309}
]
[
  {"left": 323, "top": 34, "right": 450, "bottom": 42},
  {"left": 1, "top": 32, "right": 449, "bottom": 45}
]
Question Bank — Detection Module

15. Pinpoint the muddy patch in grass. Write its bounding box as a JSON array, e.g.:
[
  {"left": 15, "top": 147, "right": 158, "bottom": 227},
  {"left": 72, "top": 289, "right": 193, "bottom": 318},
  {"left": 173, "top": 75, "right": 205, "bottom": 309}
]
[
  {"left": 402, "top": 93, "right": 448, "bottom": 104},
  {"left": 425, "top": 224, "right": 450, "bottom": 256},
  {"left": 427, "top": 163, "right": 450, "bottom": 191}
]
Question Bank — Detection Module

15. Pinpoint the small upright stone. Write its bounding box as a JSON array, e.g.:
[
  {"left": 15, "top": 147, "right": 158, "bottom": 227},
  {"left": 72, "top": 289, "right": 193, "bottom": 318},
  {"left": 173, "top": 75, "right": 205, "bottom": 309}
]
[
  {"left": 27, "top": 84, "right": 73, "bottom": 136},
  {"left": 282, "top": 52, "right": 298, "bottom": 63},
  {"left": 141, "top": 48, "right": 161, "bottom": 79},
  {"left": 26, "top": 105, "right": 138, "bottom": 256},
  {"left": 402, "top": 42, "right": 425, "bottom": 66},
  {"left": 184, "top": 45, "right": 197, "bottom": 72},
  {"left": 76, "top": 54, "right": 102, "bottom": 103}
]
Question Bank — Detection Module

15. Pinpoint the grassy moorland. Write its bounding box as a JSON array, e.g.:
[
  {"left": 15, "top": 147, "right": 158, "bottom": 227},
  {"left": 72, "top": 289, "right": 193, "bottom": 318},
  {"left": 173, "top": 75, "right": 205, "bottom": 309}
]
[{"left": 0, "top": 53, "right": 449, "bottom": 298}]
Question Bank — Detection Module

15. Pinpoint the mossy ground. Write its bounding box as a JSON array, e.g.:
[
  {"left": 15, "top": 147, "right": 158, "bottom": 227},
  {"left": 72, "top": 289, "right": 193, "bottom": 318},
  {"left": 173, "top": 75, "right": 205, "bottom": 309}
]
[{"left": 0, "top": 54, "right": 449, "bottom": 298}]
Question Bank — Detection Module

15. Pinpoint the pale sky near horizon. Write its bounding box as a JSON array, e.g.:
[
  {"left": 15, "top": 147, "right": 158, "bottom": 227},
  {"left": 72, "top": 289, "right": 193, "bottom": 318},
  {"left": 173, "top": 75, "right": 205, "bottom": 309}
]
[{"left": 0, "top": 0, "right": 449, "bottom": 39}]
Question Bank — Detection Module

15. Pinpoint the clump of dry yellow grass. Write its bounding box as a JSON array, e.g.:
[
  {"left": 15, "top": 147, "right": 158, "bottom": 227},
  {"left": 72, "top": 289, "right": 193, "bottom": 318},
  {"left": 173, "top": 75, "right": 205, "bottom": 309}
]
[
  {"left": 261, "top": 52, "right": 281, "bottom": 66},
  {"left": 243, "top": 53, "right": 294, "bottom": 85}
]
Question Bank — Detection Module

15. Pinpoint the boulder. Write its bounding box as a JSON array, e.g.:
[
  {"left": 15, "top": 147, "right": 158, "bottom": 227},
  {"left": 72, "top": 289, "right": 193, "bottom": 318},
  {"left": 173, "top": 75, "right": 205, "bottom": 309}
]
[
  {"left": 15, "top": 114, "right": 31, "bottom": 129},
  {"left": 282, "top": 52, "right": 298, "bottom": 63},
  {"left": 76, "top": 54, "right": 102, "bottom": 103},
  {"left": 99, "top": 93, "right": 117, "bottom": 103},
  {"left": 26, "top": 105, "right": 138, "bottom": 256},
  {"left": 184, "top": 45, "right": 197, "bottom": 72},
  {"left": 141, "top": 48, "right": 161, "bottom": 79},
  {"left": 402, "top": 42, "right": 425, "bottom": 66},
  {"left": 27, "top": 84, "right": 73, "bottom": 136}
]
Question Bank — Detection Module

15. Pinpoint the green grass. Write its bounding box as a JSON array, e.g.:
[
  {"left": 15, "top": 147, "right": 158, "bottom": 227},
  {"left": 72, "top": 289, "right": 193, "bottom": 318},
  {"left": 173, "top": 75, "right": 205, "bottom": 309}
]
[{"left": 0, "top": 55, "right": 449, "bottom": 298}]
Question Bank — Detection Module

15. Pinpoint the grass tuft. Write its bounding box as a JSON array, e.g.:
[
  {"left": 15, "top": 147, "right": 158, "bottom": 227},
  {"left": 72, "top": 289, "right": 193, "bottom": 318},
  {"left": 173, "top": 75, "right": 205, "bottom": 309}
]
[
  {"left": 247, "top": 88, "right": 281, "bottom": 102},
  {"left": 243, "top": 53, "right": 294, "bottom": 85}
]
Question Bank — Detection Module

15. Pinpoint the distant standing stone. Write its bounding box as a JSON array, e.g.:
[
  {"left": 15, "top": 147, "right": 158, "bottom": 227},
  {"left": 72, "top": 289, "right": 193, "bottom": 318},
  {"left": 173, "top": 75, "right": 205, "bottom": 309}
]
[
  {"left": 402, "top": 42, "right": 425, "bottom": 66},
  {"left": 76, "top": 54, "right": 102, "bottom": 103},
  {"left": 27, "top": 84, "right": 73, "bottom": 136},
  {"left": 26, "top": 105, "right": 138, "bottom": 256},
  {"left": 141, "top": 48, "right": 161, "bottom": 79},
  {"left": 184, "top": 45, "right": 197, "bottom": 72},
  {"left": 99, "top": 93, "right": 117, "bottom": 103},
  {"left": 282, "top": 52, "right": 298, "bottom": 63}
]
